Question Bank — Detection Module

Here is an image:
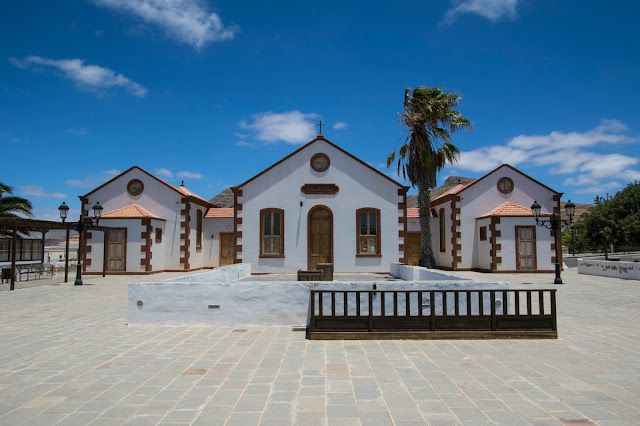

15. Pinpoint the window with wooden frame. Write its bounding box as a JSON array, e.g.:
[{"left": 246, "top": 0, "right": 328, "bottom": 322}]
[
  {"left": 479, "top": 226, "right": 487, "bottom": 241},
  {"left": 196, "top": 210, "right": 203, "bottom": 249},
  {"left": 356, "top": 208, "right": 381, "bottom": 256},
  {"left": 260, "top": 209, "right": 284, "bottom": 257},
  {"left": 155, "top": 228, "right": 162, "bottom": 243},
  {"left": 439, "top": 208, "right": 446, "bottom": 252},
  {"left": 0, "top": 239, "right": 9, "bottom": 262}
]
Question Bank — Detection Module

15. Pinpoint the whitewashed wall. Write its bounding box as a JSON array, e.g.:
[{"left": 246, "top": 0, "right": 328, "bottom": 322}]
[
  {"left": 475, "top": 218, "right": 492, "bottom": 271},
  {"left": 82, "top": 168, "right": 213, "bottom": 273},
  {"left": 457, "top": 166, "right": 558, "bottom": 270},
  {"left": 237, "top": 139, "right": 404, "bottom": 273},
  {"left": 432, "top": 202, "right": 453, "bottom": 268},
  {"left": 149, "top": 219, "right": 165, "bottom": 271},
  {"left": 87, "top": 218, "right": 145, "bottom": 273},
  {"left": 203, "top": 218, "right": 234, "bottom": 267},
  {"left": 579, "top": 259, "right": 640, "bottom": 280}
]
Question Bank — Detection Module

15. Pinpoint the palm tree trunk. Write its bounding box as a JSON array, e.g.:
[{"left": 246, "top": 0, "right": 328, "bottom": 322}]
[{"left": 417, "top": 182, "right": 436, "bottom": 268}]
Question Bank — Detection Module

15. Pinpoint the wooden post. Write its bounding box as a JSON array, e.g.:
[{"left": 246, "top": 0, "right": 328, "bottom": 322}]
[
  {"left": 64, "top": 228, "right": 70, "bottom": 283},
  {"left": 41, "top": 231, "right": 46, "bottom": 263},
  {"left": 102, "top": 231, "right": 106, "bottom": 277},
  {"left": 10, "top": 223, "right": 17, "bottom": 291}
]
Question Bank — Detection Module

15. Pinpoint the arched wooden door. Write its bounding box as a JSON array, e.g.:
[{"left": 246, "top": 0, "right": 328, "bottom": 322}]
[{"left": 308, "top": 206, "right": 333, "bottom": 270}]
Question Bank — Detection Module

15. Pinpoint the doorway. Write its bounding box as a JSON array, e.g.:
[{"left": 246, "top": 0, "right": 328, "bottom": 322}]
[
  {"left": 106, "top": 229, "right": 126, "bottom": 272},
  {"left": 516, "top": 226, "right": 537, "bottom": 270},
  {"left": 219, "top": 232, "right": 234, "bottom": 266},
  {"left": 406, "top": 232, "right": 420, "bottom": 265},
  {"left": 308, "top": 206, "right": 333, "bottom": 270}
]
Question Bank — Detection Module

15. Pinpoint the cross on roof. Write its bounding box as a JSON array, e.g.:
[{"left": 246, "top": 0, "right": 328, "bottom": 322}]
[{"left": 316, "top": 120, "right": 324, "bottom": 135}]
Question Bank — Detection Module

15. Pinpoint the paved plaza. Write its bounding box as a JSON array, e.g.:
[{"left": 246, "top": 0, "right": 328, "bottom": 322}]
[{"left": 0, "top": 268, "right": 638, "bottom": 425}]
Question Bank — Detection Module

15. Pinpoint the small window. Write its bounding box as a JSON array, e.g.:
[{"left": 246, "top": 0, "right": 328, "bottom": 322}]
[
  {"left": 196, "top": 210, "right": 203, "bottom": 249},
  {"left": 261, "top": 209, "right": 284, "bottom": 257},
  {"left": 480, "top": 226, "right": 487, "bottom": 241},
  {"left": 0, "top": 239, "right": 9, "bottom": 262},
  {"left": 439, "top": 208, "right": 446, "bottom": 252},
  {"left": 356, "top": 208, "right": 381, "bottom": 256},
  {"left": 497, "top": 177, "right": 514, "bottom": 194},
  {"left": 155, "top": 228, "right": 162, "bottom": 243}
]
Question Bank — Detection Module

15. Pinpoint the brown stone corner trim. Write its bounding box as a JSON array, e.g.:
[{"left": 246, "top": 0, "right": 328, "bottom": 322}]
[
  {"left": 140, "top": 218, "right": 153, "bottom": 272},
  {"left": 180, "top": 198, "right": 191, "bottom": 270},
  {"left": 450, "top": 197, "right": 461, "bottom": 270},
  {"left": 231, "top": 187, "right": 243, "bottom": 263},
  {"left": 398, "top": 187, "right": 408, "bottom": 263},
  {"left": 490, "top": 217, "right": 502, "bottom": 271}
]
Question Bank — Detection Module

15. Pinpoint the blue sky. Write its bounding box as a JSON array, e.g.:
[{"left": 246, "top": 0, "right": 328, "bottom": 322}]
[{"left": 2, "top": 0, "right": 639, "bottom": 220}]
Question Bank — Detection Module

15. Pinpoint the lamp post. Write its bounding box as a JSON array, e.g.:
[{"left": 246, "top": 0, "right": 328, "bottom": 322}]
[
  {"left": 58, "top": 201, "right": 103, "bottom": 286},
  {"left": 530, "top": 200, "right": 575, "bottom": 284}
]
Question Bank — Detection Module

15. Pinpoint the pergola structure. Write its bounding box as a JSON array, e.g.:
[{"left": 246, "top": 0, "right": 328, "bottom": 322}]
[{"left": 0, "top": 217, "right": 112, "bottom": 290}]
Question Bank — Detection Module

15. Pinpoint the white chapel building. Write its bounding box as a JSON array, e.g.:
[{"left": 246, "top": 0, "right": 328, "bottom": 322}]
[{"left": 79, "top": 134, "right": 562, "bottom": 275}]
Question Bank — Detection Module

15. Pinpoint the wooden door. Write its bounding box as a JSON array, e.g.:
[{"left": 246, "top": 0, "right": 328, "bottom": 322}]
[
  {"left": 308, "top": 206, "right": 332, "bottom": 270},
  {"left": 516, "top": 226, "right": 536, "bottom": 270},
  {"left": 219, "top": 232, "right": 234, "bottom": 266},
  {"left": 106, "top": 229, "right": 126, "bottom": 272},
  {"left": 406, "top": 232, "right": 420, "bottom": 265}
]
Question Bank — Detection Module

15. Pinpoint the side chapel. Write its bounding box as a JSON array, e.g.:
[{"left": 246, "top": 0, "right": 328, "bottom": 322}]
[{"left": 80, "top": 133, "right": 562, "bottom": 275}]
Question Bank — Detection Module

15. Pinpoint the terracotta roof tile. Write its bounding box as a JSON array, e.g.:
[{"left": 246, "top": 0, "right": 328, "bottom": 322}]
[
  {"left": 406, "top": 208, "right": 436, "bottom": 218},
  {"left": 101, "top": 204, "right": 163, "bottom": 220},
  {"left": 205, "top": 208, "right": 234, "bottom": 218},
  {"left": 432, "top": 183, "right": 469, "bottom": 202},
  {"left": 483, "top": 202, "right": 551, "bottom": 217}
]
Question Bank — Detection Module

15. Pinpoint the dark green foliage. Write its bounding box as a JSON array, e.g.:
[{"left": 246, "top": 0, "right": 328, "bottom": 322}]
[
  {"left": 387, "top": 86, "right": 472, "bottom": 268},
  {"left": 576, "top": 181, "right": 640, "bottom": 252},
  {"left": 0, "top": 182, "right": 33, "bottom": 238}
]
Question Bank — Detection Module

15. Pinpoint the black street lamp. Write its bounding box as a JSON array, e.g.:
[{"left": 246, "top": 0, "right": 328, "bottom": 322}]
[
  {"left": 58, "top": 201, "right": 103, "bottom": 286},
  {"left": 531, "top": 200, "right": 575, "bottom": 284}
]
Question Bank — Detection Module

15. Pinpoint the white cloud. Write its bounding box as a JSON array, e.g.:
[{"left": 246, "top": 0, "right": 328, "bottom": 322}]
[
  {"left": 0, "top": 132, "right": 24, "bottom": 143},
  {"left": 103, "top": 169, "right": 121, "bottom": 176},
  {"left": 19, "top": 185, "right": 67, "bottom": 199},
  {"left": 64, "top": 178, "right": 94, "bottom": 188},
  {"left": 453, "top": 119, "right": 640, "bottom": 194},
  {"left": 91, "top": 0, "right": 238, "bottom": 50},
  {"left": 240, "top": 111, "right": 319, "bottom": 144},
  {"left": 156, "top": 168, "right": 174, "bottom": 179},
  {"left": 65, "top": 128, "right": 88, "bottom": 135},
  {"left": 10, "top": 56, "right": 147, "bottom": 97},
  {"left": 235, "top": 141, "right": 253, "bottom": 147},
  {"left": 333, "top": 121, "right": 348, "bottom": 130},
  {"left": 177, "top": 171, "right": 203, "bottom": 179},
  {"left": 443, "top": 0, "right": 519, "bottom": 24}
]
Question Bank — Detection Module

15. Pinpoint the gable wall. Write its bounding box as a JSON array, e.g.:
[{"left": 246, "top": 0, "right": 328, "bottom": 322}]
[
  {"left": 457, "top": 166, "right": 558, "bottom": 270},
  {"left": 237, "top": 140, "right": 403, "bottom": 273},
  {"left": 83, "top": 168, "right": 185, "bottom": 272}
]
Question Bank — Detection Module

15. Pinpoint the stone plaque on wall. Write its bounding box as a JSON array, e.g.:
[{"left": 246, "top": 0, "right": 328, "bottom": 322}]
[{"left": 301, "top": 184, "right": 339, "bottom": 195}]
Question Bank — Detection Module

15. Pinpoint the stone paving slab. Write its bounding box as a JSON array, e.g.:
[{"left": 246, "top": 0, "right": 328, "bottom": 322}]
[{"left": 0, "top": 268, "right": 638, "bottom": 425}]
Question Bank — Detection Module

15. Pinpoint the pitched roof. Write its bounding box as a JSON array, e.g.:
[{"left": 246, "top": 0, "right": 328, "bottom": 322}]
[
  {"left": 205, "top": 208, "right": 234, "bottom": 218},
  {"left": 80, "top": 166, "right": 216, "bottom": 208},
  {"left": 209, "top": 188, "right": 234, "bottom": 207},
  {"left": 101, "top": 204, "right": 164, "bottom": 220},
  {"left": 479, "top": 202, "right": 552, "bottom": 218},
  {"left": 236, "top": 135, "right": 409, "bottom": 190}
]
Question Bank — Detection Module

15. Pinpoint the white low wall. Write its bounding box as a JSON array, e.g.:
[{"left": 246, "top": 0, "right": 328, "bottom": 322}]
[
  {"left": 390, "top": 263, "right": 471, "bottom": 281},
  {"left": 578, "top": 259, "right": 640, "bottom": 280},
  {"left": 128, "top": 280, "right": 508, "bottom": 326},
  {"left": 163, "top": 263, "right": 251, "bottom": 282}
]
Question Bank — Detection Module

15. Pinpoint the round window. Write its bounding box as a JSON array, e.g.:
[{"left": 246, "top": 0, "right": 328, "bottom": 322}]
[
  {"left": 127, "top": 179, "right": 144, "bottom": 196},
  {"left": 497, "top": 177, "right": 514, "bottom": 194},
  {"left": 310, "top": 153, "right": 330, "bottom": 172}
]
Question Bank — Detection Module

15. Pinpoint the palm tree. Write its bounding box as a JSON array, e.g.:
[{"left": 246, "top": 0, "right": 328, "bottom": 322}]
[
  {"left": 0, "top": 182, "right": 32, "bottom": 218},
  {"left": 387, "top": 86, "right": 472, "bottom": 268}
]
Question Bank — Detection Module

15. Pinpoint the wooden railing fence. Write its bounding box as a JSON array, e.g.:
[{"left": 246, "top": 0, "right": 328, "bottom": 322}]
[{"left": 309, "top": 289, "right": 557, "bottom": 339}]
